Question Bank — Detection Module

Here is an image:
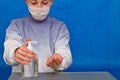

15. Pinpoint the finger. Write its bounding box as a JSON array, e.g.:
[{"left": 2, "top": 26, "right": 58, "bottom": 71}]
[
  {"left": 56, "top": 54, "right": 63, "bottom": 62},
  {"left": 46, "top": 58, "right": 52, "bottom": 66},
  {"left": 17, "top": 48, "right": 36, "bottom": 59},
  {"left": 55, "top": 59, "right": 61, "bottom": 66},
  {"left": 21, "top": 47, "right": 35, "bottom": 55},
  {"left": 46, "top": 59, "right": 49, "bottom": 66},
  {"left": 51, "top": 56, "right": 55, "bottom": 61},
  {"left": 53, "top": 55, "right": 63, "bottom": 66},
  {"left": 53, "top": 56, "right": 61, "bottom": 67},
  {"left": 54, "top": 55, "right": 57, "bottom": 61},
  {"left": 15, "top": 52, "right": 31, "bottom": 62},
  {"left": 46, "top": 58, "right": 50, "bottom": 66},
  {"left": 51, "top": 55, "right": 60, "bottom": 63},
  {"left": 53, "top": 56, "right": 60, "bottom": 65},
  {"left": 53, "top": 62, "right": 58, "bottom": 68},
  {"left": 15, "top": 57, "right": 29, "bottom": 65},
  {"left": 47, "top": 60, "right": 53, "bottom": 68},
  {"left": 47, "top": 55, "right": 57, "bottom": 65},
  {"left": 47, "top": 57, "right": 58, "bottom": 68},
  {"left": 48, "top": 62, "right": 53, "bottom": 67},
  {"left": 23, "top": 38, "right": 32, "bottom": 47},
  {"left": 23, "top": 42, "right": 28, "bottom": 47},
  {"left": 49, "top": 61, "right": 58, "bottom": 68},
  {"left": 52, "top": 54, "right": 61, "bottom": 61},
  {"left": 46, "top": 55, "right": 60, "bottom": 67},
  {"left": 20, "top": 47, "right": 36, "bottom": 58},
  {"left": 51, "top": 55, "right": 57, "bottom": 63}
]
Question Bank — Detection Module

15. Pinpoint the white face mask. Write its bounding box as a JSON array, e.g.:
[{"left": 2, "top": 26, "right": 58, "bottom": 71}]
[{"left": 28, "top": 5, "right": 50, "bottom": 21}]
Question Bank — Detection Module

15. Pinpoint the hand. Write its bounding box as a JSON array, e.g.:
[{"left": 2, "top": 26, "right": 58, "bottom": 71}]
[
  {"left": 46, "top": 53, "right": 63, "bottom": 68},
  {"left": 14, "top": 38, "right": 36, "bottom": 65}
]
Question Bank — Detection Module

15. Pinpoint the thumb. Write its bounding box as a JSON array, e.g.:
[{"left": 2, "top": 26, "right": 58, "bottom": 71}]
[{"left": 23, "top": 38, "right": 32, "bottom": 47}]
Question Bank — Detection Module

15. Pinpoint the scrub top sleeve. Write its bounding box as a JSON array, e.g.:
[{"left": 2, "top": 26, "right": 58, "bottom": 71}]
[
  {"left": 54, "top": 23, "right": 72, "bottom": 71},
  {"left": 3, "top": 20, "right": 22, "bottom": 66}
]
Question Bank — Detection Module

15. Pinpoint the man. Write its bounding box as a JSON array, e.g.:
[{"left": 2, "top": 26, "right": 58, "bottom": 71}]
[{"left": 3, "top": 0, "right": 72, "bottom": 73}]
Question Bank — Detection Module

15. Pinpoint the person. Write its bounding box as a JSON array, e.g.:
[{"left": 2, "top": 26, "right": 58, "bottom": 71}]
[{"left": 3, "top": 0, "right": 72, "bottom": 73}]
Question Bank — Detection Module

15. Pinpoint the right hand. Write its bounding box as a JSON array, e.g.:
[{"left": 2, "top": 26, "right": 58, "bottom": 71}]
[{"left": 14, "top": 38, "right": 36, "bottom": 64}]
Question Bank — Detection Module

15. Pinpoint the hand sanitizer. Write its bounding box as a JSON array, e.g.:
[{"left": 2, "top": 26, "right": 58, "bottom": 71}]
[{"left": 22, "top": 41, "right": 38, "bottom": 77}]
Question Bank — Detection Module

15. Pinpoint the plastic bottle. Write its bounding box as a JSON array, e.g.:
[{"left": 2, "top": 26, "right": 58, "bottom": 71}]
[{"left": 22, "top": 41, "right": 38, "bottom": 77}]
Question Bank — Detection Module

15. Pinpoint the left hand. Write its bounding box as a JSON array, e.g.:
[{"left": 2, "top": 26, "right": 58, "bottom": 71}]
[{"left": 46, "top": 53, "right": 63, "bottom": 68}]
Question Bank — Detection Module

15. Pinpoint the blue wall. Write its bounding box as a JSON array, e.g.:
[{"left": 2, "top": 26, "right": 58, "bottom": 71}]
[{"left": 0, "top": 0, "right": 120, "bottom": 79}]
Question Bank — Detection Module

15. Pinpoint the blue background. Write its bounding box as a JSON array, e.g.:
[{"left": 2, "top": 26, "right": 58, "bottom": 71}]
[{"left": 0, "top": 0, "right": 120, "bottom": 79}]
